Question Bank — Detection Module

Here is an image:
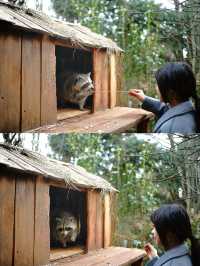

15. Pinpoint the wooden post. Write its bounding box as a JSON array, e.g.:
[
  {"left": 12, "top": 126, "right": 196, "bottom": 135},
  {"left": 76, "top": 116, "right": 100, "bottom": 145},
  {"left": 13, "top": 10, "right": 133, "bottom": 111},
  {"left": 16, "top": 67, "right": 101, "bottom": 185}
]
[
  {"left": 87, "top": 190, "right": 104, "bottom": 251},
  {"left": 93, "top": 49, "right": 109, "bottom": 112},
  {"left": 109, "top": 54, "right": 117, "bottom": 108},
  {"left": 34, "top": 176, "right": 50, "bottom": 266},
  {"left": 0, "top": 33, "right": 21, "bottom": 131},
  {"left": 14, "top": 176, "right": 35, "bottom": 266},
  {"left": 104, "top": 193, "right": 111, "bottom": 248},
  {"left": 87, "top": 190, "right": 97, "bottom": 251},
  {"left": 0, "top": 175, "right": 15, "bottom": 266},
  {"left": 21, "top": 34, "right": 41, "bottom": 131},
  {"left": 41, "top": 36, "right": 57, "bottom": 126}
]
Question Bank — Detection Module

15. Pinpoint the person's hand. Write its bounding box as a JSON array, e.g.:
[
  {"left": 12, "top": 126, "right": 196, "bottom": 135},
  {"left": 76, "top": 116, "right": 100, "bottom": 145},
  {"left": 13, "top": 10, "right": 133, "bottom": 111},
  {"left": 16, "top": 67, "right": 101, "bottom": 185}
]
[
  {"left": 128, "top": 89, "right": 145, "bottom": 102},
  {"left": 144, "top": 243, "right": 158, "bottom": 260}
]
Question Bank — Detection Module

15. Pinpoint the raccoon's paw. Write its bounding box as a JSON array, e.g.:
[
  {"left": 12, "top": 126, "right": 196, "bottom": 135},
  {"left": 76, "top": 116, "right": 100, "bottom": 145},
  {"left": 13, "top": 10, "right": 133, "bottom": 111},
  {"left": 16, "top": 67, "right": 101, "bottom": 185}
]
[{"left": 79, "top": 102, "right": 85, "bottom": 110}]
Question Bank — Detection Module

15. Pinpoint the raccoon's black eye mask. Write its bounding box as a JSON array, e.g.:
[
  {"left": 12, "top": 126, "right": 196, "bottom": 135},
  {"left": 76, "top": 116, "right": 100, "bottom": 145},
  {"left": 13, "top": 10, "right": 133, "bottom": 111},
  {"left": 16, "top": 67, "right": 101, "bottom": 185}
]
[{"left": 65, "top": 227, "right": 72, "bottom": 231}]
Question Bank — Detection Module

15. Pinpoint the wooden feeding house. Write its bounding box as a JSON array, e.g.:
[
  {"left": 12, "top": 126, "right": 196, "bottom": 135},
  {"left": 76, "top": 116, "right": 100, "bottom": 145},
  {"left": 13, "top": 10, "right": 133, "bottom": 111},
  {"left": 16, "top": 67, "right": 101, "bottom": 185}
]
[
  {"left": 0, "top": 1, "right": 152, "bottom": 133},
  {"left": 0, "top": 144, "right": 146, "bottom": 266}
]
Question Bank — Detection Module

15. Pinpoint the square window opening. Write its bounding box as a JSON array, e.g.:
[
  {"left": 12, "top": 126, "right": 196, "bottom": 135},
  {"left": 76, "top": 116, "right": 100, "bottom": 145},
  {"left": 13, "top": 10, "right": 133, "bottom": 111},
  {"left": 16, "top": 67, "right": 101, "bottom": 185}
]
[
  {"left": 49, "top": 186, "right": 87, "bottom": 261},
  {"left": 56, "top": 46, "right": 94, "bottom": 121}
]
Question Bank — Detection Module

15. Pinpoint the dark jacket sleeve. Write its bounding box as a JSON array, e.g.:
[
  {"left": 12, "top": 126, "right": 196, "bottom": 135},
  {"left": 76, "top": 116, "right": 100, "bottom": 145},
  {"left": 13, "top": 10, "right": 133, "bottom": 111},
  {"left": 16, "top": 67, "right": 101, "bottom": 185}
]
[
  {"left": 142, "top": 96, "right": 169, "bottom": 119},
  {"left": 145, "top": 256, "right": 159, "bottom": 266}
]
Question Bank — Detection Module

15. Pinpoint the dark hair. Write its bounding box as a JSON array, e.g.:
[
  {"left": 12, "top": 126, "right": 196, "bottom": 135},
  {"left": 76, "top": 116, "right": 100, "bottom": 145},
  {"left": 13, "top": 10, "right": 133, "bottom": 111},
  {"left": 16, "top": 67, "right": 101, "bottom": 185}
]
[
  {"left": 151, "top": 204, "right": 200, "bottom": 266},
  {"left": 155, "top": 62, "right": 200, "bottom": 132}
]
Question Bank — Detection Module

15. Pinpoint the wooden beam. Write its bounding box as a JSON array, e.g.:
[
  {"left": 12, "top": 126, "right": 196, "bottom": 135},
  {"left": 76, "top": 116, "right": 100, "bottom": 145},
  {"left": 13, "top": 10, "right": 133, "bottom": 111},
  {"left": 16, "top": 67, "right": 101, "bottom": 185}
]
[
  {"left": 14, "top": 176, "right": 35, "bottom": 266},
  {"left": 34, "top": 176, "right": 50, "bottom": 266},
  {"left": 21, "top": 34, "right": 41, "bottom": 131},
  {"left": 95, "top": 193, "right": 104, "bottom": 249},
  {"left": 0, "top": 33, "right": 21, "bottom": 131},
  {"left": 49, "top": 247, "right": 146, "bottom": 266},
  {"left": 104, "top": 193, "right": 111, "bottom": 248},
  {"left": 0, "top": 175, "right": 15, "bottom": 266},
  {"left": 86, "top": 190, "right": 97, "bottom": 251},
  {"left": 41, "top": 36, "right": 57, "bottom": 126},
  {"left": 93, "top": 49, "right": 109, "bottom": 112},
  {"left": 30, "top": 107, "right": 153, "bottom": 133},
  {"left": 109, "top": 54, "right": 117, "bottom": 108}
]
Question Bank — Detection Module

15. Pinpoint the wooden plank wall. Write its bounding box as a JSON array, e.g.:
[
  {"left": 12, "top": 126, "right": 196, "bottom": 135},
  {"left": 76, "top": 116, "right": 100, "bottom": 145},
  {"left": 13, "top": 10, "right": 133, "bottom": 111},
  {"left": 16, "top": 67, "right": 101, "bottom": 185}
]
[
  {"left": 0, "top": 33, "right": 21, "bottom": 132},
  {"left": 0, "top": 175, "right": 15, "bottom": 266},
  {"left": 87, "top": 191, "right": 112, "bottom": 251},
  {"left": 109, "top": 54, "right": 117, "bottom": 108},
  {"left": 0, "top": 173, "right": 50, "bottom": 266},
  {"left": 14, "top": 176, "right": 35, "bottom": 266},
  {"left": 93, "top": 49, "right": 118, "bottom": 112},
  {"left": 21, "top": 35, "right": 41, "bottom": 131},
  {"left": 0, "top": 31, "right": 57, "bottom": 132},
  {"left": 87, "top": 190, "right": 104, "bottom": 251},
  {"left": 104, "top": 193, "right": 111, "bottom": 247},
  {"left": 34, "top": 176, "right": 50, "bottom": 266},
  {"left": 41, "top": 36, "right": 57, "bottom": 126},
  {"left": 93, "top": 49, "right": 109, "bottom": 112}
]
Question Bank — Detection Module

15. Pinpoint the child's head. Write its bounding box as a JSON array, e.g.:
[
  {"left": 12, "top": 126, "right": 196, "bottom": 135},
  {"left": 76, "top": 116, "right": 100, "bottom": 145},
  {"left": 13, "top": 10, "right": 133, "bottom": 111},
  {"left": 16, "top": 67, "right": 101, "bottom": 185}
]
[
  {"left": 150, "top": 204, "right": 192, "bottom": 249},
  {"left": 155, "top": 62, "right": 200, "bottom": 132},
  {"left": 150, "top": 204, "right": 200, "bottom": 266},
  {"left": 155, "top": 62, "right": 196, "bottom": 104}
]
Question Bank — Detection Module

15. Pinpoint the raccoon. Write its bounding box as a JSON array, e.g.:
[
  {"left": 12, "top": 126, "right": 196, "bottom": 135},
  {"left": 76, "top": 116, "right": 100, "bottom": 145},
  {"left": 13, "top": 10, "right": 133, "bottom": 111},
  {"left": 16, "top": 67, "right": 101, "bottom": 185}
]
[
  {"left": 51, "top": 211, "right": 81, "bottom": 248},
  {"left": 57, "top": 72, "right": 94, "bottom": 110}
]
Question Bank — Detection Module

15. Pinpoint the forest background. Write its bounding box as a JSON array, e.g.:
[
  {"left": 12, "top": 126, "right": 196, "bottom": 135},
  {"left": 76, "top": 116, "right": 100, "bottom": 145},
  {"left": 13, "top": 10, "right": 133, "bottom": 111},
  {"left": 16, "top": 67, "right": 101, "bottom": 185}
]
[{"left": 2, "top": 133, "right": 200, "bottom": 249}]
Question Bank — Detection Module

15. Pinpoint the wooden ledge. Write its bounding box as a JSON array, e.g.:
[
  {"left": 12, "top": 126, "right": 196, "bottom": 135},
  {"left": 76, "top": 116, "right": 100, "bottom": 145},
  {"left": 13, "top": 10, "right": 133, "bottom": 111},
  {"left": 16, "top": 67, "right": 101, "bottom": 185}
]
[
  {"left": 29, "top": 107, "right": 153, "bottom": 133},
  {"left": 49, "top": 246, "right": 146, "bottom": 266},
  {"left": 57, "top": 108, "right": 91, "bottom": 121},
  {"left": 50, "top": 246, "right": 85, "bottom": 262}
]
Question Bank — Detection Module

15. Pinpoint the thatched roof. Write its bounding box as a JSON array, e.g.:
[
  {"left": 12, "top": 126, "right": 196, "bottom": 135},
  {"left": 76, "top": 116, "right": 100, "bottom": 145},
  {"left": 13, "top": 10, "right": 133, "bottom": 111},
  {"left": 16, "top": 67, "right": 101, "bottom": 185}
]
[
  {"left": 0, "top": 1, "right": 122, "bottom": 52},
  {"left": 0, "top": 144, "right": 116, "bottom": 192}
]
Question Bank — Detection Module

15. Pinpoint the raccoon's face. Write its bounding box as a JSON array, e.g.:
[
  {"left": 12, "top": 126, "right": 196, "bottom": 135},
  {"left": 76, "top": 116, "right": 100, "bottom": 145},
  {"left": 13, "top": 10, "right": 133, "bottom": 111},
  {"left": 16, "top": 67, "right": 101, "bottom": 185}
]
[
  {"left": 74, "top": 73, "right": 94, "bottom": 96},
  {"left": 54, "top": 212, "right": 80, "bottom": 247}
]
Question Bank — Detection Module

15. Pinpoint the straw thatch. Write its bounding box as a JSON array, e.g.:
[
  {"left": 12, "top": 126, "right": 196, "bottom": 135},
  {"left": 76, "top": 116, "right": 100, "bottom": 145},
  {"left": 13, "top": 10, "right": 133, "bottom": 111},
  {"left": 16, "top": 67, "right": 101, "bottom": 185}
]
[
  {"left": 0, "top": 1, "right": 122, "bottom": 52},
  {"left": 0, "top": 143, "right": 116, "bottom": 192}
]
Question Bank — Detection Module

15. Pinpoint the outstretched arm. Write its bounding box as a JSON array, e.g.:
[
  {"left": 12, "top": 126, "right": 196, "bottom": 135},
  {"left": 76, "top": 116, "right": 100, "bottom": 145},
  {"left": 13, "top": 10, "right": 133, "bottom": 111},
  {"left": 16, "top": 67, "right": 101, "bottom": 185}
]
[{"left": 129, "top": 89, "right": 168, "bottom": 119}]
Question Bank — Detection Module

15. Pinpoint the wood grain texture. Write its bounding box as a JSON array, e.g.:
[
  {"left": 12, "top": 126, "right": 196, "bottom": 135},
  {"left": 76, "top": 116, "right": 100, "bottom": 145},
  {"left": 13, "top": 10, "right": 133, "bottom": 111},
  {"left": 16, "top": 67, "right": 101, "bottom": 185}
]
[
  {"left": 50, "top": 247, "right": 146, "bottom": 266},
  {"left": 93, "top": 49, "right": 102, "bottom": 112},
  {"left": 95, "top": 193, "right": 104, "bottom": 249},
  {"left": 0, "top": 175, "right": 15, "bottom": 266},
  {"left": 50, "top": 246, "right": 84, "bottom": 262},
  {"left": 100, "top": 52, "right": 109, "bottom": 109},
  {"left": 41, "top": 37, "right": 57, "bottom": 126},
  {"left": 34, "top": 176, "right": 50, "bottom": 266},
  {"left": 14, "top": 176, "right": 35, "bottom": 266},
  {"left": 21, "top": 34, "right": 41, "bottom": 131},
  {"left": 31, "top": 107, "right": 153, "bottom": 133},
  {"left": 109, "top": 54, "right": 117, "bottom": 108},
  {"left": 93, "top": 50, "right": 109, "bottom": 112},
  {"left": 104, "top": 193, "right": 111, "bottom": 248},
  {"left": 0, "top": 33, "right": 21, "bottom": 131},
  {"left": 86, "top": 190, "right": 97, "bottom": 251}
]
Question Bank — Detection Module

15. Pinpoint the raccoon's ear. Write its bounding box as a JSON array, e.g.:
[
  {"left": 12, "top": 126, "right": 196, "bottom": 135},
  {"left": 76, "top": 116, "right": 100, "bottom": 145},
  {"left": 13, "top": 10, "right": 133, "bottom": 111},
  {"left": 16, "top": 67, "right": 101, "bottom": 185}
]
[{"left": 87, "top": 72, "right": 91, "bottom": 77}]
